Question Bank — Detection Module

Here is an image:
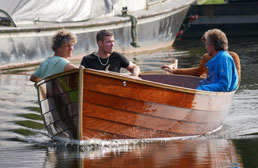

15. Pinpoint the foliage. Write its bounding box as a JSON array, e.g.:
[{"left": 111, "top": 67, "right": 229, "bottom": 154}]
[
  {"left": 10, "top": 128, "right": 36, "bottom": 136},
  {"left": 198, "top": 0, "right": 225, "bottom": 4},
  {"left": 18, "top": 113, "right": 42, "bottom": 120},
  {"left": 16, "top": 120, "right": 45, "bottom": 130}
]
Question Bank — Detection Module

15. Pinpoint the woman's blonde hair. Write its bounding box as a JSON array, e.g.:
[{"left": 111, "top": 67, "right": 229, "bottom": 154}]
[{"left": 52, "top": 29, "right": 77, "bottom": 52}]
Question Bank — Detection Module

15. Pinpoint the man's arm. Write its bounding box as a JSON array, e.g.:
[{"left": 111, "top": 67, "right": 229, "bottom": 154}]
[
  {"left": 30, "top": 63, "right": 77, "bottom": 83},
  {"left": 126, "top": 62, "right": 140, "bottom": 76},
  {"left": 64, "top": 63, "right": 78, "bottom": 71},
  {"left": 161, "top": 53, "right": 211, "bottom": 76},
  {"left": 228, "top": 51, "right": 241, "bottom": 81},
  {"left": 30, "top": 74, "right": 41, "bottom": 82}
]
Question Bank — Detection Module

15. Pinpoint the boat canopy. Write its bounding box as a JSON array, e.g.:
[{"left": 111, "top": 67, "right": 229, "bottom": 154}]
[{"left": 0, "top": 0, "right": 149, "bottom": 24}]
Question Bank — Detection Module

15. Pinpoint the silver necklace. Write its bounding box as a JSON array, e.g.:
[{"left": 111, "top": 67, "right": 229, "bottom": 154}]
[{"left": 97, "top": 55, "right": 109, "bottom": 66}]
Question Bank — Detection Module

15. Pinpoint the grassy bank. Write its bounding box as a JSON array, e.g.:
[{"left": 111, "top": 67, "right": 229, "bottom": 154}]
[{"left": 198, "top": 0, "right": 225, "bottom": 4}]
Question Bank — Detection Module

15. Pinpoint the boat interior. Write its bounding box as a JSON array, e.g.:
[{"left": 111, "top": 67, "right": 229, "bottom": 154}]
[{"left": 139, "top": 74, "right": 201, "bottom": 89}]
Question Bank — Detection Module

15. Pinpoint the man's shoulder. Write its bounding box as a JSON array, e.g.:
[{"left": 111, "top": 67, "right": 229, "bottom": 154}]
[
  {"left": 221, "top": 51, "right": 233, "bottom": 59},
  {"left": 43, "top": 56, "right": 68, "bottom": 64},
  {"left": 227, "top": 51, "right": 240, "bottom": 60},
  {"left": 111, "top": 51, "right": 123, "bottom": 57},
  {"left": 56, "top": 56, "right": 69, "bottom": 62},
  {"left": 82, "top": 53, "right": 96, "bottom": 60},
  {"left": 219, "top": 51, "right": 235, "bottom": 64},
  {"left": 111, "top": 52, "right": 128, "bottom": 61},
  {"left": 202, "top": 53, "right": 212, "bottom": 61}
]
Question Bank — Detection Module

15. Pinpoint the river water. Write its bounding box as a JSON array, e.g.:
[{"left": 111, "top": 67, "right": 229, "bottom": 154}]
[{"left": 0, "top": 36, "right": 258, "bottom": 168}]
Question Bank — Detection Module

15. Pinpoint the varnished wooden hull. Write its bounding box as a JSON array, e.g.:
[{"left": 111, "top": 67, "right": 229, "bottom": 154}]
[{"left": 37, "top": 67, "right": 235, "bottom": 142}]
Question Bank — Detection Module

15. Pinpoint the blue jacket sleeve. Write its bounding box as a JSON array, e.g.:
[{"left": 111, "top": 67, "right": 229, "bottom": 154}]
[{"left": 197, "top": 58, "right": 233, "bottom": 91}]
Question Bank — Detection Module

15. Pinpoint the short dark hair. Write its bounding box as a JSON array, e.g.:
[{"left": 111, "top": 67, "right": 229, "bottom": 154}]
[
  {"left": 96, "top": 29, "right": 114, "bottom": 42},
  {"left": 52, "top": 29, "right": 77, "bottom": 52},
  {"left": 202, "top": 29, "right": 228, "bottom": 51}
]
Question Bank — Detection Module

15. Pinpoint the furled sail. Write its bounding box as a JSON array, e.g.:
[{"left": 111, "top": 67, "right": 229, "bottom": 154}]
[{"left": 0, "top": 0, "right": 146, "bottom": 23}]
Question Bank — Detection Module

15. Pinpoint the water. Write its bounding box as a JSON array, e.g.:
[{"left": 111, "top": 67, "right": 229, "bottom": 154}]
[{"left": 0, "top": 36, "right": 258, "bottom": 168}]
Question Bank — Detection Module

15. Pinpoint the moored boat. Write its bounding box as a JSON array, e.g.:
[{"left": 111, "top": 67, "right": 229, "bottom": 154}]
[
  {"left": 181, "top": 1, "right": 258, "bottom": 38},
  {"left": 0, "top": 0, "right": 196, "bottom": 67},
  {"left": 36, "top": 67, "right": 235, "bottom": 144}
]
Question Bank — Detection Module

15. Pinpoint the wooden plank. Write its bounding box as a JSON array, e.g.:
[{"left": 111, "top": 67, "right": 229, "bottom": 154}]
[
  {"left": 83, "top": 72, "right": 233, "bottom": 112},
  {"left": 82, "top": 117, "right": 184, "bottom": 139},
  {"left": 83, "top": 73, "right": 193, "bottom": 109},
  {"left": 82, "top": 128, "right": 131, "bottom": 140},
  {"left": 82, "top": 102, "right": 219, "bottom": 135},
  {"left": 83, "top": 90, "right": 226, "bottom": 123}
]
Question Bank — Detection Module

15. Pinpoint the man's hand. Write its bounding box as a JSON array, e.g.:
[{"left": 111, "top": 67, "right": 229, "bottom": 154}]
[
  {"left": 127, "top": 62, "right": 140, "bottom": 77},
  {"left": 161, "top": 65, "right": 174, "bottom": 73}
]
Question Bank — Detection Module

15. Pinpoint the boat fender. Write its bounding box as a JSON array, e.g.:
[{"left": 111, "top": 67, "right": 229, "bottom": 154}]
[
  {"left": 129, "top": 15, "right": 141, "bottom": 48},
  {"left": 120, "top": 7, "right": 140, "bottom": 48}
]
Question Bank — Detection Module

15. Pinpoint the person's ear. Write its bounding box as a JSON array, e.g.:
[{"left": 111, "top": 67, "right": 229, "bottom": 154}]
[
  {"left": 97, "top": 41, "right": 102, "bottom": 47},
  {"left": 55, "top": 47, "right": 60, "bottom": 53},
  {"left": 211, "top": 45, "right": 215, "bottom": 50}
]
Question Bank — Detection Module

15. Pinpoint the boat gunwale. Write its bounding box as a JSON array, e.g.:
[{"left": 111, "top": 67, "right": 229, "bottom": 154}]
[
  {"left": 0, "top": 0, "right": 195, "bottom": 33},
  {"left": 36, "top": 68, "right": 236, "bottom": 96},
  {"left": 84, "top": 68, "right": 235, "bottom": 96}
]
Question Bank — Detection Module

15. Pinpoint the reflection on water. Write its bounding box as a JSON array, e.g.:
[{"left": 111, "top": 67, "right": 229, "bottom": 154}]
[
  {"left": 0, "top": 74, "right": 50, "bottom": 146},
  {"left": 0, "top": 36, "right": 258, "bottom": 167},
  {"left": 233, "top": 139, "right": 258, "bottom": 168},
  {"left": 44, "top": 139, "right": 241, "bottom": 168}
]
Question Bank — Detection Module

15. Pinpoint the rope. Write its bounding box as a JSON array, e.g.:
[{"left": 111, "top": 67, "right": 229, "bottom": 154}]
[{"left": 129, "top": 15, "right": 140, "bottom": 48}]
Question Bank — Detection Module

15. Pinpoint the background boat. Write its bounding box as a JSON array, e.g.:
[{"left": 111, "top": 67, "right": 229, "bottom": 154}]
[
  {"left": 36, "top": 67, "right": 235, "bottom": 144},
  {"left": 179, "top": 0, "right": 258, "bottom": 38},
  {"left": 0, "top": 0, "right": 196, "bottom": 68}
]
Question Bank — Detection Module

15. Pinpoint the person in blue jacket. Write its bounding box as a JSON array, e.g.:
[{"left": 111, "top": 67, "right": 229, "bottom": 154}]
[{"left": 196, "top": 29, "right": 239, "bottom": 92}]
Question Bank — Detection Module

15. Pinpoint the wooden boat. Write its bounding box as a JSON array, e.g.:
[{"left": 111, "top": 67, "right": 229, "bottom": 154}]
[
  {"left": 0, "top": 0, "right": 195, "bottom": 68},
  {"left": 36, "top": 67, "right": 235, "bottom": 144}
]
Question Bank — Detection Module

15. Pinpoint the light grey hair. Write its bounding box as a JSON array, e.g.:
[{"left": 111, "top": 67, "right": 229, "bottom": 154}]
[{"left": 201, "top": 29, "right": 228, "bottom": 51}]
